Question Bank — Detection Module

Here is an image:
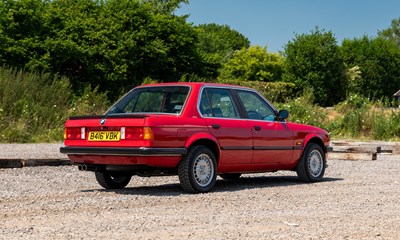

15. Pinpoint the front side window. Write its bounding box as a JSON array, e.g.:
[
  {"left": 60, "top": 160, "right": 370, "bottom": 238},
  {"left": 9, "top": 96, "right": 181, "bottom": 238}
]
[
  {"left": 237, "top": 90, "right": 276, "bottom": 121},
  {"left": 107, "top": 86, "right": 189, "bottom": 114},
  {"left": 199, "top": 88, "right": 239, "bottom": 118}
]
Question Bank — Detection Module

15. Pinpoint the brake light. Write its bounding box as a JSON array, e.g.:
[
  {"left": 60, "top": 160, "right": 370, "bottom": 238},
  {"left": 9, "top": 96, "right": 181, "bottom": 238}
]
[
  {"left": 120, "top": 127, "right": 153, "bottom": 140},
  {"left": 64, "top": 127, "right": 85, "bottom": 140}
]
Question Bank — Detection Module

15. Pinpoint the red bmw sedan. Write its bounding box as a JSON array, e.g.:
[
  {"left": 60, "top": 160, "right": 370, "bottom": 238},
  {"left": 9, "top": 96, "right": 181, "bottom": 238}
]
[{"left": 60, "top": 82, "right": 331, "bottom": 193}]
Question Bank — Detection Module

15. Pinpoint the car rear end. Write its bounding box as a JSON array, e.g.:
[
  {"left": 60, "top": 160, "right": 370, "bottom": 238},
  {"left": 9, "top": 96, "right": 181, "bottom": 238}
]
[{"left": 60, "top": 85, "right": 192, "bottom": 171}]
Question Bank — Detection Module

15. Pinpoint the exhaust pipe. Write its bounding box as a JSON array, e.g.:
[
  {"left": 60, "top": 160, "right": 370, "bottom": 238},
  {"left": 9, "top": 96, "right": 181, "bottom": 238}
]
[
  {"left": 78, "top": 164, "right": 88, "bottom": 171},
  {"left": 77, "top": 164, "right": 98, "bottom": 171}
]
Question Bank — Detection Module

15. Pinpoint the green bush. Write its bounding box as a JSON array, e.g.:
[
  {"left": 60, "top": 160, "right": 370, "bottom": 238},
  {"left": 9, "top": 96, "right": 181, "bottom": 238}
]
[
  {"left": 274, "top": 92, "right": 400, "bottom": 141},
  {"left": 0, "top": 67, "right": 108, "bottom": 142},
  {"left": 327, "top": 95, "right": 400, "bottom": 140},
  {"left": 335, "top": 94, "right": 370, "bottom": 113},
  {"left": 0, "top": 68, "right": 70, "bottom": 142},
  {"left": 69, "top": 85, "right": 110, "bottom": 116},
  {"left": 370, "top": 109, "right": 400, "bottom": 140},
  {"left": 330, "top": 94, "right": 370, "bottom": 138},
  {"left": 275, "top": 90, "right": 328, "bottom": 129}
]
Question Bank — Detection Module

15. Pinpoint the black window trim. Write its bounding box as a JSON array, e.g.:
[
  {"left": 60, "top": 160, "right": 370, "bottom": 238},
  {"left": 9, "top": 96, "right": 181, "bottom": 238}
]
[
  {"left": 233, "top": 89, "right": 279, "bottom": 122},
  {"left": 197, "top": 85, "right": 279, "bottom": 121},
  {"left": 198, "top": 86, "right": 243, "bottom": 120},
  {"left": 229, "top": 89, "right": 248, "bottom": 118}
]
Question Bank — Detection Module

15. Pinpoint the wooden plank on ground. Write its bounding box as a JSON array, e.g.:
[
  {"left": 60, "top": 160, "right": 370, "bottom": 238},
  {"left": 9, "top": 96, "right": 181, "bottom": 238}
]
[{"left": 329, "top": 152, "right": 377, "bottom": 161}]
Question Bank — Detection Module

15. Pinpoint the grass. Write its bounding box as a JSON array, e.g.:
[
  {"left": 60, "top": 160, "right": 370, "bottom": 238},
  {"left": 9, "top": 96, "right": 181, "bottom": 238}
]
[
  {"left": 0, "top": 67, "right": 109, "bottom": 143},
  {"left": 277, "top": 93, "right": 400, "bottom": 141}
]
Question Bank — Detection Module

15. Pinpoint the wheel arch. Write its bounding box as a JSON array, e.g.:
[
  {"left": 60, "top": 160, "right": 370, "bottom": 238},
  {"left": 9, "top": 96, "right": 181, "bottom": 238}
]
[
  {"left": 303, "top": 134, "right": 327, "bottom": 153},
  {"left": 184, "top": 134, "right": 220, "bottom": 163}
]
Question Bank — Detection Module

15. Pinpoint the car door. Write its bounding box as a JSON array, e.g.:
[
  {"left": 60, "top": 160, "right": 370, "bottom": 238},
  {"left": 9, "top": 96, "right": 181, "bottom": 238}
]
[
  {"left": 235, "top": 89, "right": 294, "bottom": 165},
  {"left": 199, "top": 87, "right": 253, "bottom": 166}
]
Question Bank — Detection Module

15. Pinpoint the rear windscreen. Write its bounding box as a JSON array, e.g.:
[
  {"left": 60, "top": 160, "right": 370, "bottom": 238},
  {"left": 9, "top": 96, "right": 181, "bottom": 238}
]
[{"left": 107, "top": 86, "right": 190, "bottom": 115}]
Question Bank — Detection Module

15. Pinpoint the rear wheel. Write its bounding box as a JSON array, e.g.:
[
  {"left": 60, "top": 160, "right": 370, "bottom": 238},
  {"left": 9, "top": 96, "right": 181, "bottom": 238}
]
[
  {"left": 178, "top": 145, "right": 217, "bottom": 193},
  {"left": 95, "top": 171, "right": 131, "bottom": 189},
  {"left": 219, "top": 173, "right": 241, "bottom": 180},
  {"left": 296, "top": 143, "right": 325, "bottom": 182}
]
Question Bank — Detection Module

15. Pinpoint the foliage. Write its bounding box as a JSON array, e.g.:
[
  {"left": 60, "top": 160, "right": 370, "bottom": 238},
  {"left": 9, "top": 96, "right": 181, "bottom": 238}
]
[
  {"left": 341, "top": 36, "right": 400, "bottom": 100},
  {"left": 275, "top": 90, "right": 328, "bottom": 129},
  {"left": 329, "top": 95, "right": 400, "bottom": 140},
  {"left": 219, "top": 46, "right": 284, "bottom": 82},
  {"left": 283, "top": 28, "right": 347, "bottom": 106},
  {"left": 331, "top": 94, "right": 371, "bottom": 137},
  {"left": 345, "top": 65, "right": 362, "bottom": 94},
  {"left": 218, "top": 79, "right": 297, "bottom": 103},
  {"left": 379, "top": 17, "right": 400, "bottom": 47},
  {"left": 0, "top": 0, "right": 49, "bottom": 70},
  {"left": 0, "top": 0, "right": 204, "bottom": 99},
  {"left": 194, "top": 23, "right": 250, "bottom": 79},
  {"left": 195, "top": 23, "right": 250, "bottom": 77},
  {"left": 274, "top": 92, "right": 400, "bottom": 141},
  {"left": 335, "top": 94, "right": 370, "bottom": 113},
  {"left": 0, "top": 67, "right": 108, "bottom": 142},
  {"left": 70, "top": 85, "right": 110, "bottom": 116},
  {"left": 145, "top": 0, "right": 188, "bottom": 14},
  {"left": 2, "top": 2, "right": 400, "bottom": 142},
  {"left": 1, "top": 65, "right": 399, "bottom": 142},
  {"left": 369, "top": 109, "right": 400, "bottom": 140}
]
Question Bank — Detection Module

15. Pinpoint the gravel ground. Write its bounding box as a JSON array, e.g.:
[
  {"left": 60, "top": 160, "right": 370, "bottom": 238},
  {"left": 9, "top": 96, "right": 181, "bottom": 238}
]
[{"left": 1, "top": 152, "right": 399, "bottom": 239}]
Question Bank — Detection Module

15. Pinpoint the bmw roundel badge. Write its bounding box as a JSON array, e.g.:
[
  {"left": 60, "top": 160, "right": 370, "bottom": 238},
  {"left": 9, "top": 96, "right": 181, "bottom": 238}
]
[{"left": 100, "top": 118, "right": 106, "bottom": 125}]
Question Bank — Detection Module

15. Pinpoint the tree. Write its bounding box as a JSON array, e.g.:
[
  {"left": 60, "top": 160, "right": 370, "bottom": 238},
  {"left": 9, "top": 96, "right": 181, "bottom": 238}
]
[
  {"left": 219, "top": 45, "right": 284, "bottom": 82},
  {"left": 194, "top": 23, "right": 250, "bottom": 78},
  {"left": 0, "top": 0, "right": 50, "bottom": 70},
  {"left": 378, "top": 17, "right": 400, "bottom": 47},
  {"left": 0, "top": 0, "right": 207, "bottom": 98},
  {"left": 283, "top": 28, "right": 347, "bottom": 106},
  {"left": 341, "top": 36, "right": 400, "bottom": 99},
  {"left": 145, "top": 0, "right": 188, "bottom": 14},
  {"left": 195, "top": 23, "right": 250, "bottom": 62}
]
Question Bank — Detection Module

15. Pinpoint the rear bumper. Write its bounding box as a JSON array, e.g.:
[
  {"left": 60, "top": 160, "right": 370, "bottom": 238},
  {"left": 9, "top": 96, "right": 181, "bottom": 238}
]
[{"left": 60, "top": 146, "right": 187, "bottom": 156}]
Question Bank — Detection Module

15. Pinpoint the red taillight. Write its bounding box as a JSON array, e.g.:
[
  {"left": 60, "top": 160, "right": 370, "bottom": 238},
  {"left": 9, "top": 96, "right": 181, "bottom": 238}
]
[
  {"left": 64, "top": 127, "right": 85, "bottom": 140},
  {"left": 121, "top": 127, "right": 153, "bottom": 140}
]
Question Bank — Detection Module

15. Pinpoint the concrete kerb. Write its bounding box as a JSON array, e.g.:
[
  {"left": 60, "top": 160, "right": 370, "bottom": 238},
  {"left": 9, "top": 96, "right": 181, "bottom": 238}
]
[{"left": 0, "top": 158, "right": 71, "bottom": 168}]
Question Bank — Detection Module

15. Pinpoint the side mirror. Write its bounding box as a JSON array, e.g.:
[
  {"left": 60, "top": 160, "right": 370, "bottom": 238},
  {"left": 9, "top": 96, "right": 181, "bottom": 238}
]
[{"left": 278, "top": 110, "right": 289, "bottom": 120}]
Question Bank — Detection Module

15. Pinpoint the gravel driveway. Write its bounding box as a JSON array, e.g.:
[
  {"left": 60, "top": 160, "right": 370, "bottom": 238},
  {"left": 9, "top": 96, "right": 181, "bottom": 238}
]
[{"left": 1, "top": 153, "right": 399, "bottom": 239}]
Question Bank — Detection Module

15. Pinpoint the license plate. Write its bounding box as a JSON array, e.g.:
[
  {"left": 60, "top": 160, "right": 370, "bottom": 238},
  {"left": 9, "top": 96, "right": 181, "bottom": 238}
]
[{"left": 88, "top": 131, "right": 120, "bottom": 141}]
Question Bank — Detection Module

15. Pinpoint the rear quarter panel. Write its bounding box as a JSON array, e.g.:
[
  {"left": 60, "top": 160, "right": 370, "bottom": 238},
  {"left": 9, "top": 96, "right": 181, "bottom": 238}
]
[{"left": 146, "top": 116, "right": 209, "bottom": 148}]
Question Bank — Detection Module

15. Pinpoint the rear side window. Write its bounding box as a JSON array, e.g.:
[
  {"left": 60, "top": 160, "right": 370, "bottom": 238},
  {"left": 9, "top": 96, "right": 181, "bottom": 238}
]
[
  {"left": 199, "top": 88, "right": 239, "bottom": 118},
  {"left": 107, "top": 86, "right": 189, "bottom": 114}
]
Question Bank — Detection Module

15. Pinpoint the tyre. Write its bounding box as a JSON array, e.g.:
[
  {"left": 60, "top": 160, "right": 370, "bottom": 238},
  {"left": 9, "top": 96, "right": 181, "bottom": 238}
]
[
  {"left": 219, "top": 173, "right": 241, "bottom": 180},
  {"left": 296, "top": 143, "right": 326, "bottom": 182},
  {"left": 95, "top": 171, "right": 132, "bottom": 189},
  {"left": 178, "top": 145, "right": 217, "bottom": 193}
]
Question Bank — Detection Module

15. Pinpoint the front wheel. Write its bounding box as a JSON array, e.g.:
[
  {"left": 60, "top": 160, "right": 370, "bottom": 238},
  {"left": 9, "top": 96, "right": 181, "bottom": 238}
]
[
  {"left": 296, "top": 143, "right": 326, "bottom": 182},
  {"left": 178, "top": 145, "right": 217, "bottom": 193},
  {"left": 95, "top": 171, "right": 132, "bottom": 189}
]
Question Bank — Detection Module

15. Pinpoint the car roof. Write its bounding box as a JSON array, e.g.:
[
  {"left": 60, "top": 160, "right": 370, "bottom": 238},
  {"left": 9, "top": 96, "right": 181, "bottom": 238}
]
[{"left": 136, "top": 82, "right": 253, "bottom": 90}]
